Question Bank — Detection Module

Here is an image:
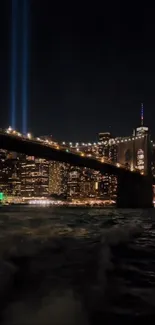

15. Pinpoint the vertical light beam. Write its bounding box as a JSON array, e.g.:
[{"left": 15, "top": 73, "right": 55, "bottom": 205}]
[
  {"left": 22, "top": 0, "right": 28, "bottom": 134},
  {"left": 11, "top": 0, "right": 18, "bottom": 129}
]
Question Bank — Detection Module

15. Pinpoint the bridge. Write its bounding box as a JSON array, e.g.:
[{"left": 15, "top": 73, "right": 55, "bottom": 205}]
[{"left": 0, "top": 128, "right": 153, "bottom": 208}]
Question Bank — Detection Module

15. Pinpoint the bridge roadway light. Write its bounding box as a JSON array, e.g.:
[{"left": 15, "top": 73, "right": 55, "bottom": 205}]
[
  {"left": 27, "top": 133, "right": 31, "bottom": 139},
  {"left": 117, "top": 163, "right": 120, "bottom": 167},
  {"left": 130, "top": 166, "right": 134, "bottom": 172}
]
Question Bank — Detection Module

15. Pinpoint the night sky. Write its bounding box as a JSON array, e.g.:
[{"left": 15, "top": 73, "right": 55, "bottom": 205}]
[{"left": 0, "top": 1, "right": 155, "bottom": 141}]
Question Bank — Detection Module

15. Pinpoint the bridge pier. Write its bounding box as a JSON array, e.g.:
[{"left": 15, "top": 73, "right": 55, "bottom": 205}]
[{"left": 117, "top": 173, "right": 153, "bottom": 208}]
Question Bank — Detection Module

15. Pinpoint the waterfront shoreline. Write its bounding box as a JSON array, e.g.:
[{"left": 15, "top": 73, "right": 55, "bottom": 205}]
[{"left": 0, "top": 203, "right": 115, "bottom": 209}]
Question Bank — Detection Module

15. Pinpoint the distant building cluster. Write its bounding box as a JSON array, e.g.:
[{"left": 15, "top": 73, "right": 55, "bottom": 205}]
[
  {"left": 0, "top": 149, "right": 117, "bottom": 201},
  {"left": 0, "top": 107, "right": 154, "bottom": 201}
]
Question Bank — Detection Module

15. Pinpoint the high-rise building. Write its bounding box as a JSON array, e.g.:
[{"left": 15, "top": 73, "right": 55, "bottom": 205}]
[
  {"left": 80, "top": 168, "right": 96, "bottom": 198},
  {"left": 7, "top": 153, "right": 21, "bottom": 196},
  {"left": 49, "top": 161, "right": 69, "bottom": 198},
  {"left": 0, "top": 150, "right": 9, "bottom": 194},
  {"left": 135, "top": 103, "right": 149, "bottom": 137},
  {"left": 67, "top": 166, "right": 81, "bottom": 198},
  {"left": 98, "top": 132, "right": 111, "bottom": 142},
  {"left": 92, "top": 172, "right": 117, "bottom": 200},
  {"left": 21, "top": 156, "right": 49, "bottom": 197},
  {"left": 49, "top": 162, "right": 62, "bottom": 196},
  {"left": 0, "top": 150, "right": 21, "bottom": 196},
  {"left": 98, "top": 132, "right": 113, "bottom": 159}
]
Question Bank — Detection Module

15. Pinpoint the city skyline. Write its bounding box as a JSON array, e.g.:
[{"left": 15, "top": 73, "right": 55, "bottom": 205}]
[
  {"left": 3, "top": 104, "right": 151, "bottom": 144},
  {"left": 0, "top": 118, "right": 153, "bottom": 208}
]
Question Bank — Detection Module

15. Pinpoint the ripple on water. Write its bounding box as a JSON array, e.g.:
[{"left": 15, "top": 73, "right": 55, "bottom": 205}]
[{"left": 0, "top": 207, "right": 154, "bottom": 324}]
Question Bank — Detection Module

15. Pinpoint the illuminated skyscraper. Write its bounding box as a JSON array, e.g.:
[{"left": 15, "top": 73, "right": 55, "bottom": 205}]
[
  {"left": 0, "top": 150, "right": 21, "bottom": 196},
  {"left": 98, "top": 132, "right": 112, "bottom": 159},
  {"left": 21, "top": 156, "right": 49, "bottom": 197},
  {"left": 98, "top": 132, "right": 111, "bottom": 142},
  {"left": 67, "top": 167, "right": 100, "bottom": 199},
  {"left": 49, "top": 162, "right": 69, "bottom": 197},
  {"left": 67, "top": 166, "right": 81, "bottom": 198},
  {"left": 80, "top": 168, "right": 97, "bottom": 198},
  {"left": 7, "top": 153, "right": 21, "bottom": 196},
  {"left": 49, "top": 162, "right": 62, "bottom": 195},
  {"left": 0, "top": 150, "right": 9, "bottom": 194},
  {"left": 135, "top": 103, "right": 149, "bottom": 137}
]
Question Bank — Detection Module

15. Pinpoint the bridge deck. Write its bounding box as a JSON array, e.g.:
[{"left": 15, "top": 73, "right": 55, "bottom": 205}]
[{"left": 0, "top": 132, "right": 142, "bottom": 179}]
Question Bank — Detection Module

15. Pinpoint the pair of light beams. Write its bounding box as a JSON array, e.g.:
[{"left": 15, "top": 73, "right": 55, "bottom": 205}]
[{"left": 11, "top": 0, "right": 28, "bottom": 134}]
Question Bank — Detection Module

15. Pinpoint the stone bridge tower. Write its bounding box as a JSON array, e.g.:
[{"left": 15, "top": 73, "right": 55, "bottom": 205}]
[{"left": 117, "top": 105, "right": 152, "bottom": 176}]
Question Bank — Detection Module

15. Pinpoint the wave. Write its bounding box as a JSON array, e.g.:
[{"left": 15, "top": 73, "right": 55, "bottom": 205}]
[
  {"left": 101, "top": 223, "right": 142, "bottom": 245},
  {"left": 87, "top": 224, "right": 142, "bottom": 298},
  {"left": 0, "top": 213, "right": 149, "bottom": 324}
]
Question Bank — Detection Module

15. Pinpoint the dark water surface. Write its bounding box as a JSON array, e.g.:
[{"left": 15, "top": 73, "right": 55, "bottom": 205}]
[{"left": 0, "top": 207, "right": 155, "bottom": 324}]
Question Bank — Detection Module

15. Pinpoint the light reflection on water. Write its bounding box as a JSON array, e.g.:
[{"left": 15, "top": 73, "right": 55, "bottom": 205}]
[{"left": 0, "top": 207, "right": 155, "bottom": 323}]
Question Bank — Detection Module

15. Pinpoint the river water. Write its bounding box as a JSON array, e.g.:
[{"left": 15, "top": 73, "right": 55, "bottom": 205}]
[{"left": 0, "top": 207, "right": 155, "bottom": 324}]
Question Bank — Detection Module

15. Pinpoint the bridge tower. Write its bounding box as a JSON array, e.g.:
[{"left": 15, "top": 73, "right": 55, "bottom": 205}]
[
  {"left": 117, "top": 105, "right": 152, "bottom": 176},
  {"left": 117, "top": 105, "right": 153, "bottom": 208}
]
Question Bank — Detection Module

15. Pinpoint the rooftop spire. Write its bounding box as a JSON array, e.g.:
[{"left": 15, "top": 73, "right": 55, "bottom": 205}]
[{"left": 141, "top": 103, "right": 144, "bottom": 126}]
